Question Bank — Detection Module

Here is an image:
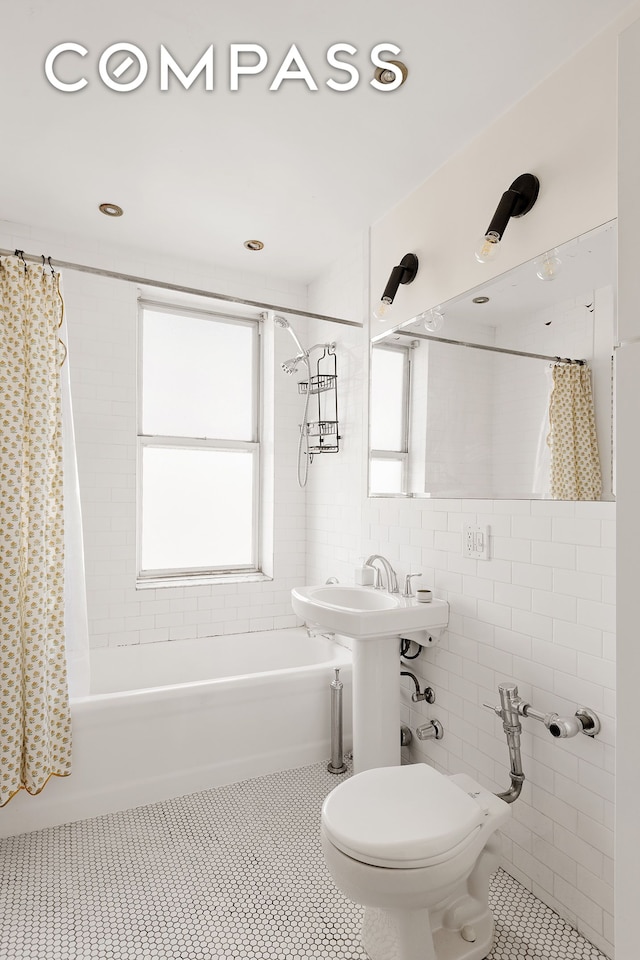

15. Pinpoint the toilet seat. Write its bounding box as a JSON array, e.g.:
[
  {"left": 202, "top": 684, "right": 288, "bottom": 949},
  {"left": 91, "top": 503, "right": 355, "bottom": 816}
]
[{"left": 322, "top": 764, "right": 490, "bottom": 869}]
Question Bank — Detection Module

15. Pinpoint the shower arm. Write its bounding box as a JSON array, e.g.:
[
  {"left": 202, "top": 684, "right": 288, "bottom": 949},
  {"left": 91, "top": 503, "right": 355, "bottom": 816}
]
[
  {"left": 307, "top": 341, "right": 336, "bottom": 356},
  {"left": 288, "top": 343, "right": 336, "bottom": 370},
  {"left": 281, "top": 343, "right": 335, "bottom": 375}
]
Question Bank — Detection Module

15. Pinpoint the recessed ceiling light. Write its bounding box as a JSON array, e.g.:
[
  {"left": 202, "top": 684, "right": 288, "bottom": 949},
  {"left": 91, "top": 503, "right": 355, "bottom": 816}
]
[
  {"left": 244, "top": 240, "right": 264, "bottom": 251},
  {"left": 374, "top": 60, "right": 408, "bottom": 86},
  {"left": 472, "top": 296, "right": 490, "bottom": 304},
  {"left": 99, "top": 202, "right": 123, "bottom": 217}
]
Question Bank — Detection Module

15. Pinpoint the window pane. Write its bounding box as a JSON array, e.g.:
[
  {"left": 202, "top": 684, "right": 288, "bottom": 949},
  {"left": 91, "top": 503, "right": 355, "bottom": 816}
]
[
  {"left": 370, "top": 347, "right": 406, "bottom": 450},
  {"left": 141, "top": 446, "right": 254, "bottom": 570},
  {"left": 142, "top": 308, "right": 255, "bottom": 440},
  {"left": 370, "top": 458, "right": 404, "bottom": 495}
]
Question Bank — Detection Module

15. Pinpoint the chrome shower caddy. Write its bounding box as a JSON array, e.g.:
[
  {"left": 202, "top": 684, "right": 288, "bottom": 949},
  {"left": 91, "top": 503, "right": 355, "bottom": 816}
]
[{"left": 298, "top": 345, "right": 339, "bottom": 455}]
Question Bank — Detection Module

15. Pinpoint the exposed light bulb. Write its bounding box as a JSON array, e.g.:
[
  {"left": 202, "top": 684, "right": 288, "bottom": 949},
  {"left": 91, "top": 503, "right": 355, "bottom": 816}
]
[
  {"left": 534, "top": 249, "right": 562, "bottom": 281},
  {"left": 373, "top": 296, "right": 394, "bottom": 322},
  {"left": 421, "top": 307, "right": 445, "bottom": 333},
  {"left": 475, "top": 230, "right": 501, "bottom": 264}
]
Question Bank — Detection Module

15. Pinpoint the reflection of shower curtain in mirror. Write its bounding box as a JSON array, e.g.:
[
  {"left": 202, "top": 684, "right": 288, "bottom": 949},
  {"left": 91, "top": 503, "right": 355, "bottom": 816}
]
[
  {"left": 544, "top": 363, "right": 602, "bottom": 500},
  {"left": 0, "top": 257, "right": 86, "bottom": 806}
]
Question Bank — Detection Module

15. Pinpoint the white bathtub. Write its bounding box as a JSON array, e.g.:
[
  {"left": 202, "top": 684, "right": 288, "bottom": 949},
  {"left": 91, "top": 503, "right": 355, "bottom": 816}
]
[{"left": 0, "top": 628, "right": 352, "bottom": 838}]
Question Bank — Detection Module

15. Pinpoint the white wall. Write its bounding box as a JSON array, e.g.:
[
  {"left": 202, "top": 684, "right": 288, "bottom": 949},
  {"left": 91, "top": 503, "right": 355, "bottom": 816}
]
[
  {"left": 0, "top": 218, "right": 309, "bottom": 651},
  {"left": 615, "top": 15, "right": 640, "bottom": 960},
  {"left": 370, "top": 10, "right": 627, "bottom": 335},
  {"left": 305, "top": 236, "right": 368, "bottom": 587},
  {"left": 423, "top": 340, "right": 494, "bottom": 497}
]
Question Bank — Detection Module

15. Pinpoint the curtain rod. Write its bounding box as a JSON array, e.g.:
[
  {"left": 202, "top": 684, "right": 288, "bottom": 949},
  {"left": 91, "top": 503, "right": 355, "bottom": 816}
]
[
  {"left": 0, "top": 247, "right": 362, "bottom": 329},
  {"left": 378, "top": 328, "right": 585, "bottom": 364}
]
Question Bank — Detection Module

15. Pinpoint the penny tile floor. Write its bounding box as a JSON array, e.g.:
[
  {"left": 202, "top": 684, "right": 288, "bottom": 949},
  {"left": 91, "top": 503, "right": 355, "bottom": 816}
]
[{"left": 0, "top": 762, "right": 608, "bottom": 959}]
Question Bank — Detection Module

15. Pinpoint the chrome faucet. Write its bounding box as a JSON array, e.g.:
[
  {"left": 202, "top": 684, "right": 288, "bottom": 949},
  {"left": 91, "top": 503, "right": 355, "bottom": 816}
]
[
  {"left": 402, "top": 573, "right": 422, "bottom": 597},
  {"left": 364, "top": 554, "right": 399, "bottom": 594}
]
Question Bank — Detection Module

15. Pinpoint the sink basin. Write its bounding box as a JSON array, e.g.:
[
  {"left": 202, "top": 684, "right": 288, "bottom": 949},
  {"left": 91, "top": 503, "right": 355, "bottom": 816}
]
[
  {"left": 291, "top": 584, "right": 449, "bottom": 639},
  {"left": 304, "top": 585, "right": 399, "bottom": 611}
]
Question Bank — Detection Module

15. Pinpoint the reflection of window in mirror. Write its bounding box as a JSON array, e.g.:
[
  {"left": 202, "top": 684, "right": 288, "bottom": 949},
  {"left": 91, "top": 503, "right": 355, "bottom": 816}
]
[{"left": 369, "top": 344, "right": 410, "bottom": 495}]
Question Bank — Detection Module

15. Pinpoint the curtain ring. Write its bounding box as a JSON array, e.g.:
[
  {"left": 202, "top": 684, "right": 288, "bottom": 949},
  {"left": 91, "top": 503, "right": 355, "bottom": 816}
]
[
  {"left": 14, "top": 249, "right": 27, "bottom": 274},
  {"left": 55, "top": 272, "right": 65, "bottom": 329},
  {"left": 47, "top": 256, "right": 55, "bottom": 277}
]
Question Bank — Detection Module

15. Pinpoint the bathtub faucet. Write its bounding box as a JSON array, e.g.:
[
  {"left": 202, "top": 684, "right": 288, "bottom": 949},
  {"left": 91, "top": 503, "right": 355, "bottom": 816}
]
[{"left": 364, "top": 554, "right": 399, "bottom": 593}]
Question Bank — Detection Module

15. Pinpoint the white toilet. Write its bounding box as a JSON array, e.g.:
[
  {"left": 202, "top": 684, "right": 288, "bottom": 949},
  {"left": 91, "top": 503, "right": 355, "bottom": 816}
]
[{"left": 321, "top": 763, "right": 511, "bottom": 960}]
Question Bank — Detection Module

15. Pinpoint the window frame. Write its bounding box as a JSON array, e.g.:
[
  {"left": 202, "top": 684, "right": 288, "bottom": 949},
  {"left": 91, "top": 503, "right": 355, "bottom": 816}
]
[
  {"left": 368, "top": 341, "right": 411, "bottom": 496},
  {"left": 136, "top": 298, "right": 262, "bottom": 585}
]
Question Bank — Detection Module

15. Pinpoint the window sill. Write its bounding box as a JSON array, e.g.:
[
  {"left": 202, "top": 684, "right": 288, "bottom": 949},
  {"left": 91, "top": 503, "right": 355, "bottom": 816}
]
[{"left": 136, "top": 572, "right": 272, "bottom": 590}]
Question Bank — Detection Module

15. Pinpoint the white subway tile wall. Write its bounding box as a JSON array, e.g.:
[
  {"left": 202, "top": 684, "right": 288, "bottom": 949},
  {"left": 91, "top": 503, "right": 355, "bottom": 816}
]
[{"left": 307, "top": 246, "right": 616, "bottom": 958}]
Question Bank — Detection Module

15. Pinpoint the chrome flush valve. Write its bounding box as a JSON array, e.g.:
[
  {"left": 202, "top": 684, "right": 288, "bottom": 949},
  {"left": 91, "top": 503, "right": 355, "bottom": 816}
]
[
  {"left": 483, "top": 683, "right": 601, "bottom": 806},
  {"left": 484, "top": 684, "right": 601, "bottom": 740}
]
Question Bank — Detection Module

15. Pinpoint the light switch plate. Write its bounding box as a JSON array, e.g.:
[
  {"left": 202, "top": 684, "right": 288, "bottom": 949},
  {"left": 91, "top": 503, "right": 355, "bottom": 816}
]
[{"left": 464, "top": 524, "right": 490, "bottom": 560}]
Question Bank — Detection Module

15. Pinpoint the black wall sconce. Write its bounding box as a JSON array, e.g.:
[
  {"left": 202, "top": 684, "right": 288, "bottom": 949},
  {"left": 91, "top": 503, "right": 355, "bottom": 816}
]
[
  {"left": 475, "top": 173, "right": 540, "bottom": 263},
  {"left": 373, "top": 252, "right": 419, "bottom": 321}
]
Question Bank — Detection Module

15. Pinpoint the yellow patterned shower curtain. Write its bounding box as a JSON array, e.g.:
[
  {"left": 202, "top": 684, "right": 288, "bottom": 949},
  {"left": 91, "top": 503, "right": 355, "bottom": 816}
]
[
  {"left": 548, "top": 362, "right": 602, "bottom": 500},
  {"left": 0, "top": 256, "right": 72, "bottom": 806}
]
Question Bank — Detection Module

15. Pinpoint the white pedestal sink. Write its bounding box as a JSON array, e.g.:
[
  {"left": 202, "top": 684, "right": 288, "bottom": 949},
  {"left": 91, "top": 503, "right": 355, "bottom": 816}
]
[{"left": 291, "top": 585, "right": 449, "bottom": 773}]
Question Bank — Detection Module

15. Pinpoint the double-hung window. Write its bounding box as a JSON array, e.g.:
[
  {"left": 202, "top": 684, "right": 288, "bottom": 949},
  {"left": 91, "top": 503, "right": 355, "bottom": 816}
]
[
  {"left": 137, "top": 300, "right": 260, "bottom": 584},
  {"left": 369, "top": 343, "right": 410, "bottom": 495}
]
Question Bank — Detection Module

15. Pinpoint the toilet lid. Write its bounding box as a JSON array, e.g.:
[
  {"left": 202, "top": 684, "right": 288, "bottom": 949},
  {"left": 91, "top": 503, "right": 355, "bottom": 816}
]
[{"left": 321, "top": 764, "right": 485, "bottom": 868}]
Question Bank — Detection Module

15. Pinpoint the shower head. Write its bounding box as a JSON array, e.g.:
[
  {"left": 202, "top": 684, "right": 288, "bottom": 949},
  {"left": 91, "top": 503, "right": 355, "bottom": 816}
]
[
  {"left": 281, "top": 354, "right": 307, "bottom": 375},
  {"left": 274, "top": 314, "right": 307, "bottom": 358}
]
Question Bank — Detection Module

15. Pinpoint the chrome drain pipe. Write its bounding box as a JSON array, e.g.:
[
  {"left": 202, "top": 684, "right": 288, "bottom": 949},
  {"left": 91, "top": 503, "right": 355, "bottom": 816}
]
[{"left": 327, "top": 668, "right": 347, "bottom": 774}]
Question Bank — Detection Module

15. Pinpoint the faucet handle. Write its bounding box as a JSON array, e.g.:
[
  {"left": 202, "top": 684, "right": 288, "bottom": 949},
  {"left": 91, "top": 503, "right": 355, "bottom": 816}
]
[
  {"left": 402, "top": 573, "right": 422, "bottom": 598},
  {"left": 367, "top": 565, "right": 383, "bottom": 589}
]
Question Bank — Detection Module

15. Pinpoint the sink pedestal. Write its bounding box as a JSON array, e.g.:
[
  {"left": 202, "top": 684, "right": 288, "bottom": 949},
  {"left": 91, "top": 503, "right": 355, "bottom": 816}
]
[
  {"left": 352, "top": 636, "right": 400, "bottom": 772},
  {"left": 290, "top": 584, "right": 449, "bottom": 773}
]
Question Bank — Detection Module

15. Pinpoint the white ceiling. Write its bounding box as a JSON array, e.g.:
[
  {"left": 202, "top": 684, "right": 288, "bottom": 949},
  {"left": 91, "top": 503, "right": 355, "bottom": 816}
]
[{"left": 1, "top": 0, "right": 635, "bottom": 286}]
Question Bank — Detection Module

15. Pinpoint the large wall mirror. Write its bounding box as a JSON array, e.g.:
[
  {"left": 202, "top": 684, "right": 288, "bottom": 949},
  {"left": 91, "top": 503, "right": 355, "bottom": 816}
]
[{"left": 369, "top": 220, "right": 616, "bottom": 500}]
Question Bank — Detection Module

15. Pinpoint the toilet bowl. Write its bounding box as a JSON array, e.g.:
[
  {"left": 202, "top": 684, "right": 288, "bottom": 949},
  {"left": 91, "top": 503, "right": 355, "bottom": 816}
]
[{"left": 321, "top": 763, "right": 511, "bottom": 960}]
